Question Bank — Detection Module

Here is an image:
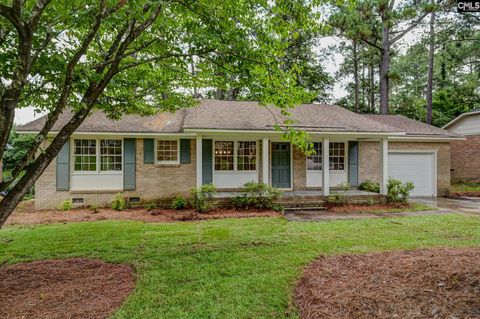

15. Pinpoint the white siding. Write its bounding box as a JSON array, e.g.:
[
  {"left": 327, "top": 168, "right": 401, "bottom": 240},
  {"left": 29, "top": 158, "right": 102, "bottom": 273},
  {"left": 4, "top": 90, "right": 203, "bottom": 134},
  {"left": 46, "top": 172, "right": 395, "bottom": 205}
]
[
  {"left": 71, "top": 173, "right": 123, "bottom": 191},
  {"left": 306, "top": 171, "right": 347, "bottom": 188},
  {"left": 213, "top": 171, "right": 258, "bottom": 188}
]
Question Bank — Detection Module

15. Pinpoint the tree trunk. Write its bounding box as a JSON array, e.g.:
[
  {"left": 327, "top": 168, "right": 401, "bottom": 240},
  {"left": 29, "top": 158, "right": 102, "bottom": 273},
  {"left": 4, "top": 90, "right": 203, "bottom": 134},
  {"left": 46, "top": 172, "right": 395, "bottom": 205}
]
[
  {"left": 369, "top": 62, "right": 375, "bottom": 113},
  {"left": 426, "top": 10, "right": 436, "bottom": 124},
  {"left": 0, "top": 107, "right": 94, "bottom": 228},
  {"left": 379, "top": 21, "right": 390, "bottom": 114},
  {"left": 353, "top": 40, "right": 360, "bottom": 113}
]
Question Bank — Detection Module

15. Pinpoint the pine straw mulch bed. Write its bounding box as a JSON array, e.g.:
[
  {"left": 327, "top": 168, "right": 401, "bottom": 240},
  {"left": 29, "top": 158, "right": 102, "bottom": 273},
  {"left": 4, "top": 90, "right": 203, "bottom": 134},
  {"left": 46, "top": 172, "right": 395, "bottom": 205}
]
[
  {"left": 0, "top": 258, "right": 135, "bottom": 319},
  {"left": 7, "top": 202, "right": 279, "bottom": 226},
  {"left": 295, "top": 248, "right": 480, "bottom": 319}
]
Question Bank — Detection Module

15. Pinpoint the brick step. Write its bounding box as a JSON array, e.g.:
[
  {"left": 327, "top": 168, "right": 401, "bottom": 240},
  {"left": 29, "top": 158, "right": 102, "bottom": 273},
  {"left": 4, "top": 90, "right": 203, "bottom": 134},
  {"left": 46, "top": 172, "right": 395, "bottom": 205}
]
[
  {"left": 284, "top": 206, "right": 326, "bottom": 212},
  {"left": 277, "top": 201, "right": 326, "bottom": 208}
]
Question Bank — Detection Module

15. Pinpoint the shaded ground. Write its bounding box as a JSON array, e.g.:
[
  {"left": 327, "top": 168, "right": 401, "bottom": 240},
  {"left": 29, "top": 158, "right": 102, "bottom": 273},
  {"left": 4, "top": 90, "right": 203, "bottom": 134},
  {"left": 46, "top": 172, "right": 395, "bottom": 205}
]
[
  {"left": 6, "top": 202, "right": 279, "bottom": 226},
  {"left": 295, "top": 248, "right": 480, "bottom": 319},
  {"left": 326, "top": 202, "right": 429, "bottom": 214},
  {"left": 414, "top": 196, "right": 480, "bottom": 214},
  {"left": 0, "top": 258, "right": 135, "bottom": 319}
]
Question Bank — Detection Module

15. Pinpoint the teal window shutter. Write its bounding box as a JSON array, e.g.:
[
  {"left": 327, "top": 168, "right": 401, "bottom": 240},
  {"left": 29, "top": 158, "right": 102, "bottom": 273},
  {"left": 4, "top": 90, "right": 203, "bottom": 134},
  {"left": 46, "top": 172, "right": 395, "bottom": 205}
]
[
  {"left": 56, "top": 140, "right": 70, "bottom": 191},
  {"left": 202, "top": 139, "right": 213, "bottom": 184},
  {"left": 143, "top": 138, "right": 154, "bottom": 164},
  {"left": 180, "top": 139, "right": 191, "bottom": 164},
  {"left": 124, "top": 138, "right": 136, "bottom": 190},
  {"left": 348, "top": 141, "right": 359, "bottom": 187}
]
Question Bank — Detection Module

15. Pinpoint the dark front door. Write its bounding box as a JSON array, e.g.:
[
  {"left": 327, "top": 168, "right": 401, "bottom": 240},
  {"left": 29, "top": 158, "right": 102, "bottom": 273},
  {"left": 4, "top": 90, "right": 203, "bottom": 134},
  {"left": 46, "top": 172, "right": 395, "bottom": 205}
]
[{"left": 271, "top": 142, "right": 291, "bottom": 188}]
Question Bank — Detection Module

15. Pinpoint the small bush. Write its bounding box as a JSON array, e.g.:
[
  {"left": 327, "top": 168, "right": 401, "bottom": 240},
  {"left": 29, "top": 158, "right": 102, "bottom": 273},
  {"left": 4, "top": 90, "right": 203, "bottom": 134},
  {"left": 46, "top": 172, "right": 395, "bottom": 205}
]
[
  {"left": 387, "top": 178, "right": 415, "bottom": 203},
  {"left": 190, "top": 183, "right": 216, "bottom": 213},
  {"left": 111, "top": 193, "right": 127, "bottom": 211},
  {"left": 88, "top": 204, "right": 99, "bottom": 214},
  {"left": 327, "top": 193, "right": 347, "bottom": 206},
  {"left": 171, "top": 195, "right": 187, "bottom": 210},
  {"left": 145, "top": 201, "right": 157, "bottom": 211},
  {"left": 359, "top": 180, "right": 380, "bottom": 193},
  {"left": 271, "top": 203, "right": 284, "bottom": 212},
  {"left": 233, "top": 182, "right": 282, "bottom": 210},
  {"left": 58, "top": 200, "right": 72, "bottom": 211}
]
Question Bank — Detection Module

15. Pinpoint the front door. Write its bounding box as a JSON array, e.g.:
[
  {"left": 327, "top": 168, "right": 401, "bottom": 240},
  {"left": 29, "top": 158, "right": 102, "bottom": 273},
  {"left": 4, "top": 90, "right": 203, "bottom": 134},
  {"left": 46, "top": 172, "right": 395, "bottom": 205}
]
[{"left": 271, "top": 142, "right": 291, "bottom": 188}]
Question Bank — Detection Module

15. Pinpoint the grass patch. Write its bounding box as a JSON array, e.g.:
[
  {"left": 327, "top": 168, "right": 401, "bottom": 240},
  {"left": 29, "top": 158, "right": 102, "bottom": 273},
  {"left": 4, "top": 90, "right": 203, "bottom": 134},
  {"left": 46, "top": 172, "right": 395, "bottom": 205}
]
[
  {"left": 1, "top": 215, "right": 480, "bottom": 318},
  {"left": 451, "top": 182, "right": 480, "bottom": 193}
]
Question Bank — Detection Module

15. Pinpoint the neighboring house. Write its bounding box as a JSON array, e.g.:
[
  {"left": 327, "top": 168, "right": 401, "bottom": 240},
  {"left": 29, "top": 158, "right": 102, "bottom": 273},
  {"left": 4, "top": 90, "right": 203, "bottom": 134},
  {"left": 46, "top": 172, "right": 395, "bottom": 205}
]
[
  {"left": 17, "top": 100, "right": 462, "bottom": 210},
  {"left": 443, "top": 109, "right": 480, "bottom": 183}
]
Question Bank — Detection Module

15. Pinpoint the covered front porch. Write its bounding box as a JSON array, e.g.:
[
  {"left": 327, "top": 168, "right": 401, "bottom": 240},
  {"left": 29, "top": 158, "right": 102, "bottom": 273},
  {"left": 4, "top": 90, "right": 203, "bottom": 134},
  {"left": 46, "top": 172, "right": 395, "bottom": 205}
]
[{"left": 193, "top": 133, "right": 391, "bottom": 196}]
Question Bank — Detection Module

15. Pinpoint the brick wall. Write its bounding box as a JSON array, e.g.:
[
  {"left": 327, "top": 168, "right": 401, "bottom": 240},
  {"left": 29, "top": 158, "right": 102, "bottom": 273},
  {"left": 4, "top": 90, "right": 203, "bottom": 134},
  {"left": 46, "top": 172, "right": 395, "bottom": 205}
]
[
  {"left": 35, "top": 138, "right": 196, "bottom": 210},
  {"left": 450, "top": 135, "right": 480, "bottom": 183},
  {"left": 358, "top": 141, "right": 451, "bottom": 196},
  {"left": 293, "top": 146, "right": 306, "bottom": 190}
]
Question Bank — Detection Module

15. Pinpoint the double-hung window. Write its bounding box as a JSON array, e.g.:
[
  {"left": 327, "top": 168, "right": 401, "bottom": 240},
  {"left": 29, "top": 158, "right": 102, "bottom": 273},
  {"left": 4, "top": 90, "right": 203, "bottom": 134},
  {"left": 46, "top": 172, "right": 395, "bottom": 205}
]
[
  {"left": 74, "top": 139, "right": 97, "bottom": 172},
  {"left": 214, "top": 140, "right": 256, "bottom": 171},
  {"left": 156, "top": 140, "right": 179, "bottom": 164},
  {"left": 329, "top": 142, "right": 345, "bottom": 170},
  {"left": 73, "top": 138, "right": 123, "bottom": 172},
  {"left": 306, "top": 142, "right": 345, "bottom": 171},
  {"left": 306, "top": 142, "right": 322, "bottom": 171}
]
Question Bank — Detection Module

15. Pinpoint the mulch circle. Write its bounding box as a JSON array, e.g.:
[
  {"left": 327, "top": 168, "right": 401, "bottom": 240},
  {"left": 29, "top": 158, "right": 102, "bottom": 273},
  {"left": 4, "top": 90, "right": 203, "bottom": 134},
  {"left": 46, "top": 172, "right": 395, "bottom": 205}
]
[
  {"left": 0, "top": 258, "right": 135, "bottom": 319},
  {"left": 295, "top": 248, "right": 480, "bottom": 319}
]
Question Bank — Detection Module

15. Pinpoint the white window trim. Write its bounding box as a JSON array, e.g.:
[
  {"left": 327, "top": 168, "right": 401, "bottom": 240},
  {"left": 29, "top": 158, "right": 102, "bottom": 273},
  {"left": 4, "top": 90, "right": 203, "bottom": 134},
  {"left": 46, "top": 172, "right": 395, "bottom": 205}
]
[
  {"left": 71, "top": 137, "right": 124, "bottom": 175},
  {"left": 155, "top": 138, "right": 180, "bottom": 165},
  {"left": 306, "top": 141, "right": 347, "bottom": 172},
  {"left": 213, "top": 139, "right": 258, "bottom": 173}
]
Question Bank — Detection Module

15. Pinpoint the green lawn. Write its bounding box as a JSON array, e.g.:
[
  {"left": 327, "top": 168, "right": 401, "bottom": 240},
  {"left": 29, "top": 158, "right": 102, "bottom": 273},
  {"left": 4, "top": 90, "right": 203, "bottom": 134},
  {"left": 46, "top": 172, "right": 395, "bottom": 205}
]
[
  {"left": 1, "top": 215, "right": 480, "bottom": 318},
  {"left": 451, "top": 182, "right": 480, "bottom": 192}
]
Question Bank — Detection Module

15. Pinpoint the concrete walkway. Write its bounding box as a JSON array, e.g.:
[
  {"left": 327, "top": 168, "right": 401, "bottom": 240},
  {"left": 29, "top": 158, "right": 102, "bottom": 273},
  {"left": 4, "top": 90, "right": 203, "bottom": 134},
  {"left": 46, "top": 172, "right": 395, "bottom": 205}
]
[
  {"left": 284, "top": 197, "right": 480, "bottom": 222},
  {"left": 284, "top": 209, "right": 452, "bottom": 222}
]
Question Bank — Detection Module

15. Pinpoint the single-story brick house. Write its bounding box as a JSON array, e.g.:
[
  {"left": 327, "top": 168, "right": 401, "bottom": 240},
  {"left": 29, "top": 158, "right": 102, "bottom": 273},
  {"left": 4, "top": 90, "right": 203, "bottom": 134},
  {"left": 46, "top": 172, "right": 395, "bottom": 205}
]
[
  {"left": 18, "top": 100, "right": 462, "bottom": 210},
  {"left": 443, "top": 109, "right": 480, "bottom": 183}
]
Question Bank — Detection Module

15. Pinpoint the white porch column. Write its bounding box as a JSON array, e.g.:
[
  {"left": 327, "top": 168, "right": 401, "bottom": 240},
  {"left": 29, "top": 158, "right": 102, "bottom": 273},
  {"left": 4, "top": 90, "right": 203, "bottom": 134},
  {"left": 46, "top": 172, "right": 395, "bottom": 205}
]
[
  {"left": 196, "top": 134, "right": 202, "bottom": 187},
  {"left": 379, "top": 138, "right": 389, "bottom": 195},
  {"left": 262, "top": 138, "right": 269, "bottom": 185},
  {"left": 322, "top": 138, "right": 330, "bottom": 196}
]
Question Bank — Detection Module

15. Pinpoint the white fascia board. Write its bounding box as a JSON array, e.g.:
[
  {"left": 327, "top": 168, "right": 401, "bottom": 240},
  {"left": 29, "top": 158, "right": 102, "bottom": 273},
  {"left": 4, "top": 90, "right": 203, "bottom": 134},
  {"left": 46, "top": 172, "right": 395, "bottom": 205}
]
[
  {"left": 17, "top": 131, "right": 197, "bottom": 138},
  {"left": 442, "top": 111, "right": 480, "bottom": 129}
]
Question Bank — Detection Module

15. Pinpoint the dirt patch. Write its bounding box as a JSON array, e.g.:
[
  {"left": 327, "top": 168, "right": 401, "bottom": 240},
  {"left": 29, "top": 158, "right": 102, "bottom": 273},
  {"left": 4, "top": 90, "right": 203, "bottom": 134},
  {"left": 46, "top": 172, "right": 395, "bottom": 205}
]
[
  {"left": 0, "top": 258, "right": 135, "bottom": 319},
  {"left": 326, "top": 202, "right": 410, "bottom": 214},
  {"left": 449, "top": 191, "right": 480, "bottom": 198},
  {"left": 6, "top": 206, "right": 279, "bottom": 226},
  {"left": 295, "top": 248, "right": 480, "bottom": 319}
]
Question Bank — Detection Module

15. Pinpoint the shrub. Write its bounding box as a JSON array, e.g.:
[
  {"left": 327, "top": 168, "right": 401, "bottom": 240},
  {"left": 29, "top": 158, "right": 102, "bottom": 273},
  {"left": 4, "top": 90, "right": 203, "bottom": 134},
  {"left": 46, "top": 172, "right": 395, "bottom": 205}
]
[
  {"left": 232, "top": 182, "right": 282, "bottom": 210},
  {"left": 58, "top": 200, "right": 72, "bottom": 211},
  {"left": 327, "top": 193, "right": 347, "bottom": 206},
  {"left": 88, "top": 204, "right": 99, "bottom": 214},
  {"left": 387, "top": 178, "right": 415, "bottom": 203},
  {"left": 271, "top": 203, "right": 284, "bottom": 213},
  {"left": 171, "top": 195, "right": 187, "bottom": 210},
  {"left": 145, "top": 201, "right": 157, "bottom": 211},
  {"left": 111, "top": 193, "right": 127, "bottom": 211},
  {"left": 190, "top": 183, "right": 216, "bottom": 213},
  {"left": 359, "top": 179, "right": 380, "bottom": 193}
]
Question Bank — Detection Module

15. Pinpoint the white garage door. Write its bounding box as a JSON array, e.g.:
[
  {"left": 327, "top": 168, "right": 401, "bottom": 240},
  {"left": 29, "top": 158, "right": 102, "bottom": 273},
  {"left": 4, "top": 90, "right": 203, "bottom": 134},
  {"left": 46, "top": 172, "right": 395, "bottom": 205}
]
[{"left": 388, "top": 152, "right": 436, "bottom": 197}]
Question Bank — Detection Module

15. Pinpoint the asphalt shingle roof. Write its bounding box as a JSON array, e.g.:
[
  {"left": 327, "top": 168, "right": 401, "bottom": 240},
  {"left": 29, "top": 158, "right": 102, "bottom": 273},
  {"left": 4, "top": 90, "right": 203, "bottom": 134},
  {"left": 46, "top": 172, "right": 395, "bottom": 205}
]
[
  {"left": 17, "top": 100, "right": 459, "bottom": 138},
  {"left": 363, "top": 114, "right": 461, "bottom": 138}
]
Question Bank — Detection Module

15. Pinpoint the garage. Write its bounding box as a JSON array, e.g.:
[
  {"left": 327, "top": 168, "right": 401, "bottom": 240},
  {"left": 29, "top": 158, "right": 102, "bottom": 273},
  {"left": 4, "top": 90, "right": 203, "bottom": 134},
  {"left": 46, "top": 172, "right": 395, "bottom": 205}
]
[{"left": 388, "top": 152, "right": 436, "bottom": 197}]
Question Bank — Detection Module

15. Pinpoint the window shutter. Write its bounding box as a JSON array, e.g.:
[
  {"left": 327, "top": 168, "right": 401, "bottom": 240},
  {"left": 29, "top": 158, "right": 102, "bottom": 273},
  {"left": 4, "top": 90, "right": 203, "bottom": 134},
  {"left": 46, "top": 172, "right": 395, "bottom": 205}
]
[
  {"left": 143, "top": 138, "right": 154, "bottom": 164},
  {"left": 124, "top": 138, "right": 136, "bottom": 190},
  {"left": 180, "top": 139, "right": 191, "bottom": 164},
  {"left": 56, "top": 140, "right": 70, "bottom": 191},
  {"left": 348, "top": 141, "right": 359, "bottom": 187},
  {"left": 202, "top": 139, "right": 213, "bottom": 184}
]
